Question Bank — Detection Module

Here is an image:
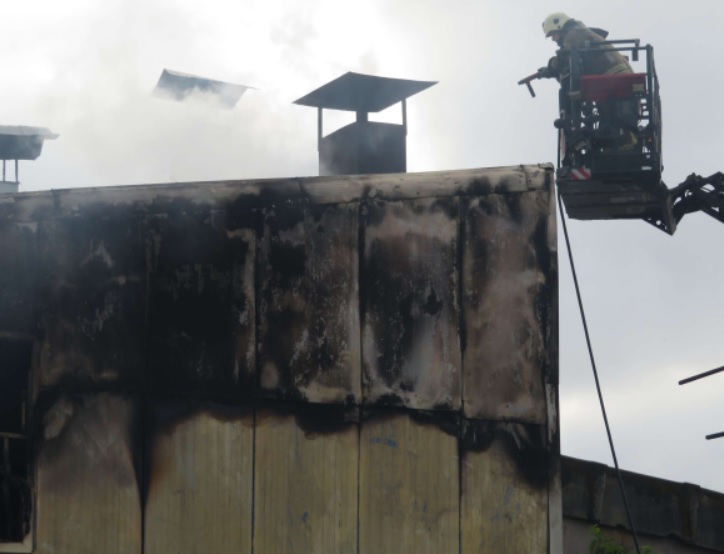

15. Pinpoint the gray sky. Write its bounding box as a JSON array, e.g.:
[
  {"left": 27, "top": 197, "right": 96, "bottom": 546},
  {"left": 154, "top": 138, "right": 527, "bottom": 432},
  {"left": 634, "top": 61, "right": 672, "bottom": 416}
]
[{"left": 4, "top": 0, "right": 724, "bottom": 491}]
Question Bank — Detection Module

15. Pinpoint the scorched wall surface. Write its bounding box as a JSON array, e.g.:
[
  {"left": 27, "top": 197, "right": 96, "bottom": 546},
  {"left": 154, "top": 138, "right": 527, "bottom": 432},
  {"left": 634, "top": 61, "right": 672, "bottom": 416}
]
[{"left": 0, "top": 164, "right": 558, "bottom": 553}]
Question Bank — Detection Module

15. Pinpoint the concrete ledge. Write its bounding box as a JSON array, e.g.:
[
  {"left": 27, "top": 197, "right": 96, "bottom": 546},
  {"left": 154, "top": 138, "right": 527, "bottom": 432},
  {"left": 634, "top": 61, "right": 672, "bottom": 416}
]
[{"left": 562, "top": 456, "right": 724, "bottom": 552}]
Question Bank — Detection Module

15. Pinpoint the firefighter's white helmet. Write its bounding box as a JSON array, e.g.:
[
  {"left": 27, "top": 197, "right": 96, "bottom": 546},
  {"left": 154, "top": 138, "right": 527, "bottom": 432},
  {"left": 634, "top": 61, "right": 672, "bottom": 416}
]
[{"left": 542, "top": 12, "right": 572, "bottom": 37}]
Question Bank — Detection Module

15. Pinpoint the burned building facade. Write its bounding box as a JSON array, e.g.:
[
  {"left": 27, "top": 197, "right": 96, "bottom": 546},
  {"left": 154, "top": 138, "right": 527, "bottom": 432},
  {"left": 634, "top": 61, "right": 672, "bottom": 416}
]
[{"left": 0, "top": 164, "right": 558, "bottom": 553}]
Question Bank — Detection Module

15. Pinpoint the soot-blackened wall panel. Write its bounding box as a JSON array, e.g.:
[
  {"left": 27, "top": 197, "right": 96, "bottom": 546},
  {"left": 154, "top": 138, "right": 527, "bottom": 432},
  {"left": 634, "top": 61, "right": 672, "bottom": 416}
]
[
  {"left": 258, "top": 203, "right": 360, "bottom": 404},
  {"left": 39, "top": 211, "right": 147, "bottom": 388},
  {"left": 462, "top": 191, "right": 554, "bottom": 423},
  {"left": 146, "top": 208, "right": 256, "bottom": 396},
  {"left": 362, "top": 197, "right": 461, "bottom": 410},
  {"left": 0, "top": 220, "right": 48, "bottom": 334},
  {"left": 1, "top": 165, "right": 559, "bottom": 553}
]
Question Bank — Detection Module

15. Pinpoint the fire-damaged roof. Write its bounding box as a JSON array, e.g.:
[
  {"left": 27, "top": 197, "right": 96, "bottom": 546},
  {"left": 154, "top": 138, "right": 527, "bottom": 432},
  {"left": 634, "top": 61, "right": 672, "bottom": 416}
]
[
  {"left": 293, "top": 72, "right": 437, "bottom": 112},
  {"left": 0, "top": 126, "right": 58, "bottom": 161},
  {"left": 153, "top": 69, "right": 250, "bottom": 109}
]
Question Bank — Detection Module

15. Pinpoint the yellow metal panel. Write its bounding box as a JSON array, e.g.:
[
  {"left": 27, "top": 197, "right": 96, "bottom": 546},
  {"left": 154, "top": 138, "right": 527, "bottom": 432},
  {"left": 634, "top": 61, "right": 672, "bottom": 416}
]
[
  {"left": 547, "top": 383, "right": 563, "bottom": 553},
  {"left": 35, "top": 394, "right": 141, "bottom": 554},
  {"left": 254, "top": 407, "right": 358, "bottom": 553},
  {"left": 359, "top": 412, "right": 459, "bottom": 554},
  {"left": 144, "top": 403, "right": 253, "bottom": 554},
  {"left": 461, "top": 423, "right": 548, "bottom": 553}
]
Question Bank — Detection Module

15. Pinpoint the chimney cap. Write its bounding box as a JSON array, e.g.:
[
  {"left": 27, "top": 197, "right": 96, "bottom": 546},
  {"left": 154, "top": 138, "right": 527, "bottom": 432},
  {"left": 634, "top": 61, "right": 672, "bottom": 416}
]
[
  {"left": 0, "top": 126, "right": 58, "bottom": 161},
  {"left": 293, "top": 72, "right": 436, "bottom": 113}
]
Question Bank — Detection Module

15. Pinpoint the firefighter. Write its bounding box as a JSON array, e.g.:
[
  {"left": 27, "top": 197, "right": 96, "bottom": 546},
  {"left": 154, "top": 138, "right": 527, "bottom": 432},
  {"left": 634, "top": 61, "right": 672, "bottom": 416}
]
[
  {"left": 539, "top": 12, "right": 632, "bottom": 80},
  {"left": 539, "top": 12, "right": 637, "bottom": 154}
]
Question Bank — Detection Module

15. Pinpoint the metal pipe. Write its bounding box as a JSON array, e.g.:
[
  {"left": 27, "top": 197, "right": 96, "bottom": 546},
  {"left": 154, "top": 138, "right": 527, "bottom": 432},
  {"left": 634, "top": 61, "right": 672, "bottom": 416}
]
[
  {"left": 317, "top": 108, "right": 323, "bottom": 152},
  {"left": 402, "top": 99, "right": 408, "bottom": 136},
  {"left": 679, "top": 365, "right": 724, "bottom": 385}
]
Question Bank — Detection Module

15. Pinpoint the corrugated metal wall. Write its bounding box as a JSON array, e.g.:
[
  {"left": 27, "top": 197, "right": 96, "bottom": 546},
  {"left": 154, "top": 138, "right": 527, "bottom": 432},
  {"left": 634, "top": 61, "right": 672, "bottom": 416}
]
[{"left": 0, "top": 165, "right": 559, "bottom": 553}]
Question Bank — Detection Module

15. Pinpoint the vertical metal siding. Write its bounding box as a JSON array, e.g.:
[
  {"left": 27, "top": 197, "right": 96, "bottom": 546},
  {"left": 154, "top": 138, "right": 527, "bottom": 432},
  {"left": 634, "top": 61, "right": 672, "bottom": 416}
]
[{"left": 8, "top": 165, "right": 559, "bottom": 553}]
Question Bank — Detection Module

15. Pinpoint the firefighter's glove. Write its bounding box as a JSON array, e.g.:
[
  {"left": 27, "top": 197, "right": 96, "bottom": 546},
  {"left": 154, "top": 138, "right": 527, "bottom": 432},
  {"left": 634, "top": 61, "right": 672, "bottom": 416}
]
[
  {"left": 540, "top": 56, "right": 560, "bottom": 79},
  {"left": 537, "top": 66, "right": 553, "bottom": 79}
]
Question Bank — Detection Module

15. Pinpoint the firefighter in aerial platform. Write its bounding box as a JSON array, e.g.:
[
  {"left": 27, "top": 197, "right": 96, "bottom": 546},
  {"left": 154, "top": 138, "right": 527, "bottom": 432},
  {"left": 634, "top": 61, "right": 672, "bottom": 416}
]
[
  {"left": 538, "top": 12, "right": 632, "bottom": 80},
  {"left": 535, "top": 12, "right": 637, "bottom": 163},
  {"left": 519, "top": 15, "right": 677, "bottom": 230}
]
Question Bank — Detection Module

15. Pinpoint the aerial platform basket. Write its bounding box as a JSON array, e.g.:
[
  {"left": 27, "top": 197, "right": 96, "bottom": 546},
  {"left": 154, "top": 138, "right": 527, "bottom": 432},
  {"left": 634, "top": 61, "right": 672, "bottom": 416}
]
[
  {"left": 554, "top": 39, "right": 675, "bottom": 232},
  {"left": 557, "top": 177, "right": 675, "bottom": 233}
]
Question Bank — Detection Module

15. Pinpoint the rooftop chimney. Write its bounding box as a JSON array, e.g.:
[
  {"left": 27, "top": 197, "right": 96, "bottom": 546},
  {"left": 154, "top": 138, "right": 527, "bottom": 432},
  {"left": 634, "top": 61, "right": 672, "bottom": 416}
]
[{"left": 294, "top": 72, "right": 436, "bottom": 176}]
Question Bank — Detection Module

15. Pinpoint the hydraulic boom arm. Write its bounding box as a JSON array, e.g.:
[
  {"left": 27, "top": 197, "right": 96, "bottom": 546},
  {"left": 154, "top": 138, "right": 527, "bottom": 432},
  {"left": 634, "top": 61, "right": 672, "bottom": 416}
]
[{"left": 669, "top": 172, "right": 724, "bottom": 228}]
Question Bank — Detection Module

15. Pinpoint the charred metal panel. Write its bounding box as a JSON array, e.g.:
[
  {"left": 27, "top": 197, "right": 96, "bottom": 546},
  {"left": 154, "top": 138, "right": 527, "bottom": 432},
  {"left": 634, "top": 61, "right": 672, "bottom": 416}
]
[
  {"left": 258, "top": 203, "right": 360, "bottom": 403},
  {"left": 39, "top": 212, "right": 147, "bottom": 388},
  {"left": 0, "top": 192, "right": 55, "bottom": 222},
  {"left": 35, "top": 393, "right": 141, "bottom": 554},
  {"left": 0, "top": 164, "right": 559, "bottom": 553},
  {"left": 144, "top": 400, "right": 253, "bottom": 554},
  {"left": 462, "top": 190, "right": 555, "bottom": 423},
  {"left": 362, "top": 197, "right": 460, "bottom": 409},
  {"left": 359, "top": 411, "right": 459, "bottom": 554},
  {"left": 254, "top": 404, "right": 359, "bottom": 552},
  {"left": 146, "top": 208, "right": 255, "bottom": 396},
  {"left": 461, "top": 420, "right": 549, "bottom": 553},
  {"left": 0, "top": 221, "right": 47, "bottom": 334},
  {"left": 299, "top": 165, "right": 549, "bottom": 206},
  {"left": 47, "top": 177, "right": 303, "bottom": 217}
]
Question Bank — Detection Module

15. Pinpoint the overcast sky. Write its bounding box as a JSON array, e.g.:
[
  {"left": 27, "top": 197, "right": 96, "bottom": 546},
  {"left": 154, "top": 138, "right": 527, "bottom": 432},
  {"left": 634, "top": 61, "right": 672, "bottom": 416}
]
[{"left": 4, "top": 0, "right": 724, "bottom": 492}]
